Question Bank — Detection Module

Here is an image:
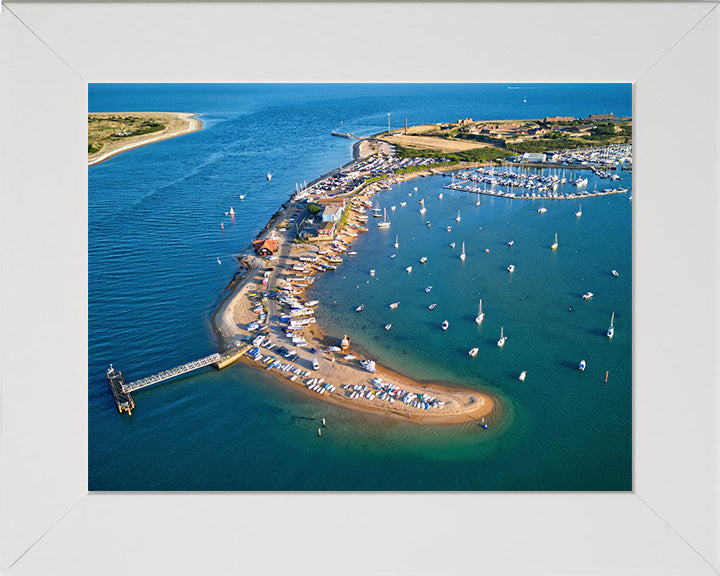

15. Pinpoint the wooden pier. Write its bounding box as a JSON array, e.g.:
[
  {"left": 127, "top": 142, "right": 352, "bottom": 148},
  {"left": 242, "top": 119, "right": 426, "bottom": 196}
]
[{"left": 107, "top": 346, "right": 248, "bottom": 414}]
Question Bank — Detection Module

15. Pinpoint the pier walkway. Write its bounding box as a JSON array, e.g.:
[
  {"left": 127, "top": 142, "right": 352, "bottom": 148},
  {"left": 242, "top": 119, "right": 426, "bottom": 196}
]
[
  {"left": 123, "top": 353, "right": 223, "bottom": 392},
  {"left": 107, "top": 347, "right": 248, "bottom": 414}
]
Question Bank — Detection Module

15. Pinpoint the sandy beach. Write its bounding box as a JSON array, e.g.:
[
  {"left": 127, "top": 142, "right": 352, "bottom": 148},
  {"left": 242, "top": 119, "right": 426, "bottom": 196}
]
[
  {"left": 211, "top": 162, "right": 496, "bottom": 425},
  {"left": 88, "top": 112, "right": 202, "bottom": 166}
]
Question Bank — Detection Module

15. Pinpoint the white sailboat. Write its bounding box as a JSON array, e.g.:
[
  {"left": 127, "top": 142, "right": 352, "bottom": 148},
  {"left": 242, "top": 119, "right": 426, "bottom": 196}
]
[
  {"left": 607, "top": 312, "right": 615, "bottom": 338},
  {"left": 475, "top": 298, "right": 485, "bottom": 324},
  {"left": 377, "top": 208, "right": 391, "bottom": 228},
  {"left": 394, "top": 235, "right": 399, "bottom": 249},
  {"left": 497, "top": 326, "right": 507, "bottom": 347},
  {"left": 266, "top": 172, "right": 272, "bottom": 181},
  {"left": 456, "top": 210, "right": 461, "bottom": 222},
  {"left": 551, "top": 233, "right": 558, "bottom": 250},
  {"left": 460, "top": 242, "right": 466, "bottom": 261},
  {"left": 575, "top": 204, "right": 582, "bottom": 217}
]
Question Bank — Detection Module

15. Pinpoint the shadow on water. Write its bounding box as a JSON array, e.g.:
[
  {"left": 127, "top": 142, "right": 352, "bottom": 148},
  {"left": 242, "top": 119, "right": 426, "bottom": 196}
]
[
  {"left": 587, "top": 328, "right": 609, "bottom": 338},
  {"left": 556, "top": 359, "right": 581, "bottom": 371}
]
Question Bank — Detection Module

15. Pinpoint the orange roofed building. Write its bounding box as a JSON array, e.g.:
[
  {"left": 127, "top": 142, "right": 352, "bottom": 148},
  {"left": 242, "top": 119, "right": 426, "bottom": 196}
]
[{"left": 252, "top": 238, "right": 279, "bottom": 256}]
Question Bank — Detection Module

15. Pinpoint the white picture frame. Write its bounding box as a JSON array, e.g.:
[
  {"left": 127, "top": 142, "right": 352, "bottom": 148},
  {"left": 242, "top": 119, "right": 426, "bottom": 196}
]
[{"left": 1, "top": 2, "right": 718, "bottom": 574}]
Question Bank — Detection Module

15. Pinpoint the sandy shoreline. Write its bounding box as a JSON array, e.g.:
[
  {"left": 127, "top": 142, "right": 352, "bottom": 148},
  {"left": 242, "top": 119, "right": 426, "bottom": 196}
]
[
  {"left": 211, "top": 152, "right": 497, "bottom": 426},
  {"left": 88, "top": 112, "right": 202, "bottom": 166}
]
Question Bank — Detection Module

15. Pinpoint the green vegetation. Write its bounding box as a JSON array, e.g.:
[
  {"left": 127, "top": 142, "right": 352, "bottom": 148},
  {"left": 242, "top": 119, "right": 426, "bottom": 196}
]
[
  {"left": 88, "top": 113, "right": 171, "bottom": 158},
  {"left": 394, "top": 163, "right": 447, "bottom": 175},
  {"left": 307, "top": 203, "right": 323, "bottom": 215},
  {"left": 395, "top": 144, "right": 512, "bottom": 163}
]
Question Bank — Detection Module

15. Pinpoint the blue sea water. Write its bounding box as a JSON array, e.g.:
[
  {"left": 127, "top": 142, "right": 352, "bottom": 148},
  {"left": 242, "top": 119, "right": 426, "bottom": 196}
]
[{"left": 89, "top": 84, "right": 632, "bottom": 490}]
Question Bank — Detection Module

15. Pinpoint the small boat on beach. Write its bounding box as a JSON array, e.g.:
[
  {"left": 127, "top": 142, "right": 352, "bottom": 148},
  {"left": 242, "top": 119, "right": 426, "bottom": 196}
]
[
  {"left": 468, "top": 347, "right": 479, "bottom": 357},
  {"left": 579, "top": 360, "right": 586, "bottom": 371},
  {"left": 607, "top": 312, "right": 615, "bottom": 338},
  {"left": 519, "top": 371, "right": 527, "bottom": 381},
  {"left": 497, "top": 327, "right": 507, "bottom": 347},
  {"left": 475, "top": 298, "right": 485, "bottom": 324},
  {"left": 441, "top": 320, "right": 449, "bottom": 331},
  {"left": 312, "top": 358, "right": 320, "bottom": 371}
]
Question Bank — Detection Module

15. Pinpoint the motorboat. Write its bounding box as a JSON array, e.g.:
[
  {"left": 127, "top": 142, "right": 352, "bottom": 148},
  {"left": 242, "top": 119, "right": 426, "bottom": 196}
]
[
  {"left": 582, "top": 292, "right": 594, "bottom": 300},
  {"left": 507, "top": 264, "right": 515, "bottom": 273},
  {"left": 406, "top": 266, "right": 413, "bottom": 273},
  {"left": 428, "top": 303, "right": 437, "bottom": 310},
  {"left": 441, "top": 320, "right": 449, "bottom": 331},
  {"left": 468, "top": 347, "right": 479, "bottom": 357},
  {"left": 425, "top": 286, "right": 433, "bottom": 293},
  {"left": 579, "top": 360, "right": 586, "bottom": 371},
  {"left": 390, "top": 302, "right": 399, "bottom": 309},
  {"left": 385, "top": 324, "right": 392, "bottom": 330},
  {"left": 538, "top": 207, "right": 547, "bottom": 213},
  {"left": 356, "top": 304, "right": 364, "bottom": 312},
  {"left": 612, "top": 270, "right": 619, "bottom": 277},
  {"left": 519, "top": 371, "right": 527, "bottom": 382},
  {"left": 508, "top": 240, "right": 514, "bottom": 246},
  {"left": 420, "top": 257, "right": 428, "bottom": 264}
]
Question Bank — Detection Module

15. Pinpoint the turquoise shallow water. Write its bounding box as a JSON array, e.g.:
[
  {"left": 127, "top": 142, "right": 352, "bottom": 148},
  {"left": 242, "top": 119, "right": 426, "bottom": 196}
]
[{"left": 89, "top": 84, "right": 631, "bottom": 490}]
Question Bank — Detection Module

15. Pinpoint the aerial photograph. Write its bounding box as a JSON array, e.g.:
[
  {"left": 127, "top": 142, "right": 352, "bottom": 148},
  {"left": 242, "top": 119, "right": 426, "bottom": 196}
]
[{"left": 89, "top": 84, "right": 632, "bottom": 491}]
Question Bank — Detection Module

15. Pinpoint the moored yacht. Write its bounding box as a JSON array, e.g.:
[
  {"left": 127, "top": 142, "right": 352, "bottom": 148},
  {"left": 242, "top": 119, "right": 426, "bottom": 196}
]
[
  {"left": 582, "top": 292, "right": 594, "bottom": 300},
  {"left": 607, "top": 312, "right": 615, "bottom": 338},
  {"left": 579, "top": 360, "right": 586, "bottom": 371},
  {"left": 519, "top": 371, "right": 527, "bottom": 381},
  {"left": 441, "top": 320, "right": 449, "bottom": 331},
  {"left": 551, "top": 233, "right": 558, "bottom": 250},
  {"left": 468, "top": 347, "right": 479, "bottom": 357},
  {"left": 497, "top": 326, "right": 507, "bottom": 347},
  {"left": 475, "top": 298, "right": 485, "bottom": 324},
  {"left": 460, "top": 242, "right": 466, "bottom": 261}
]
